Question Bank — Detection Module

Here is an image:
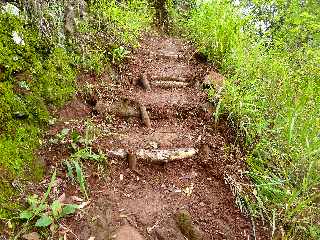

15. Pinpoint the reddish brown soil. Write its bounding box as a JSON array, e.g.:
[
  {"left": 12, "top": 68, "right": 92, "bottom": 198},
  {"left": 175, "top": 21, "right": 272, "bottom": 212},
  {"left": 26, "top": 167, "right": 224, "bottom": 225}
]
[{"left": 4, "top": 32, "right": 270, "bottom": 240}]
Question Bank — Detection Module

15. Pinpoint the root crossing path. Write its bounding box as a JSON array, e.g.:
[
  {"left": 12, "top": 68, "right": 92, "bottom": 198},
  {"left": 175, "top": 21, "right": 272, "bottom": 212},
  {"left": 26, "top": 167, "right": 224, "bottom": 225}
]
[{"left": 42, "top": 33, "right": 267, "bottom": 240}]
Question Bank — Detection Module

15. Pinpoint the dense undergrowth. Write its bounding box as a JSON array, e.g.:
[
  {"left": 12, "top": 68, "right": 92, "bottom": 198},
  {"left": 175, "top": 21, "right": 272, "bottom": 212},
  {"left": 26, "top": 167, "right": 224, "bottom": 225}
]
[
  {"left": 0, "top": 0, "right": 152, "bottom": 219},
  {"left": 172, "top": 0, "right": 319, "bottom": 238}
]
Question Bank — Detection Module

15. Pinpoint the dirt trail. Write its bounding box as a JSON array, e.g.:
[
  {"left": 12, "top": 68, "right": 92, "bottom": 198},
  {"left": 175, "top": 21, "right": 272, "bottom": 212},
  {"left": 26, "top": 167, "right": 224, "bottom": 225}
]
[{"left": 36, "top": 33, "right": 268, "bottom": 240}]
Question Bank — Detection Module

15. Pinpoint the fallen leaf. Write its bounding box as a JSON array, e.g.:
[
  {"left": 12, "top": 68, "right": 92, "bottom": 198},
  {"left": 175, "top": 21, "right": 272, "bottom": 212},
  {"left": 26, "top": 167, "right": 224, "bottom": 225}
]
[
  {"left": 22, "top": 232, "right": 40, "bottom": 240},
  {"left": 183, "top": 183, "right": 194, "bottom": 196},
  {"left": 58, "top": 193, "right": 66, "bottom": 203},
  {"left": 7, "top": 220, "right": 13, "bottom": 229},
  {"left": 71, "top": 196, "right": 84, "bottom": 202},
  {"left": 120, "top": 174, "right": 124, "bottom": 181},
  {"left": 88, "top": 237, "right": 95, "bottom": 240},
  {"left": 78, "top": 201, "right": 90, "bottom": 209},
  {"left": 35, "top": 215, "right": 53, "bottom": 227}
]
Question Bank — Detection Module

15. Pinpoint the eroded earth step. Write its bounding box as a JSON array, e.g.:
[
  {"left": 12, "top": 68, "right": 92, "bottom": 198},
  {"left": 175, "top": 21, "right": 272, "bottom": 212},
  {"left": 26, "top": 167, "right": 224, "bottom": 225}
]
[
  {"left": 95, "top": 88, "right": 214, "bottom": 120},
  {"left": 136, "top": 34, "right": 194, "bottom": 60},
  {"left": 94, "top": 117, "right": 212, "bottom": 150},
  {"left": 140, "top": 59, "right": 195, "bottom": 83}
]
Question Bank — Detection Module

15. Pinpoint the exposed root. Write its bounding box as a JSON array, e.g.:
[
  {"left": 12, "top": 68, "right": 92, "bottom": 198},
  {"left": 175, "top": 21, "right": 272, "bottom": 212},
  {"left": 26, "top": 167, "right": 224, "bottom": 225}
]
[{"left": 139, "top": 103, "right": 151, "bottom": 128}]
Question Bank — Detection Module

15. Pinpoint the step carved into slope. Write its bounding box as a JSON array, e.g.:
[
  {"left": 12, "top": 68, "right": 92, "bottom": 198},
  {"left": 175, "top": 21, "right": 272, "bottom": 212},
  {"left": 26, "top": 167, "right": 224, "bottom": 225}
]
[{"left": 95, "top": 88, "right": 214, "bottom": 120}]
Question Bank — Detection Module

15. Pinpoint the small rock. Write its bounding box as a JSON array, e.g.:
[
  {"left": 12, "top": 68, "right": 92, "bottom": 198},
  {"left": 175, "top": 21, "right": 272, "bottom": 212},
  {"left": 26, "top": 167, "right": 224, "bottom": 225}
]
[
  {"left": 203, "top": 71, "right": 224, "bottom": 90},
  {"left": 154, "top": 227, "right": 185, "bottom": 240},
  {"left": 176, "top": 210, "right": 202, "bottom": 240},
  {"left": 22, "top": 232, "right": 40, "bottom": 240},
  {"left": 114, "top": 225, "right": 145, "bottom": 240},
  {"left": 148, "top": 141, "right": 159, "bottom": 149}
]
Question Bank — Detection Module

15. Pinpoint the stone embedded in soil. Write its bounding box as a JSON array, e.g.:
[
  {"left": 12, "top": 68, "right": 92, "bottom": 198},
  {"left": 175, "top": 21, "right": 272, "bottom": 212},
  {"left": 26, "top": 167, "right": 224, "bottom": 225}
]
[
  {"left": 95, "top": 99, "right": 140, "bottom": 118},
  {"left": 114, "top": 225, "right": 145, "bottom": 240},
  {"left": 22, "top": 232, "right": 40, "bottom": 240},
  {"left": 176, "top": 209, "right": 203, "bottom": 240},
  {"left": 154, "top": 227, "right": 185, "bottom": 240},
  {"left": 203, "top": 70, "right": 225, "bottom": 91}
]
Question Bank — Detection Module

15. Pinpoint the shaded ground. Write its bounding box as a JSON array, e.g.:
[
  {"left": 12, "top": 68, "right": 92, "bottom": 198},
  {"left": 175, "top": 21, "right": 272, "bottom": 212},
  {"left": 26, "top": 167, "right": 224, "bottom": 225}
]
[{"left": 2, "top": 32, "right": 269, "bottom": 239}]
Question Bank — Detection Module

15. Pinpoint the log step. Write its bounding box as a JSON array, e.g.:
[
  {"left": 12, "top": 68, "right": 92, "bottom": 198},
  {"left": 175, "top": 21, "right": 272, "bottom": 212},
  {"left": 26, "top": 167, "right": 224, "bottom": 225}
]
[{"left": 105, "top": 148, "right": 197, "bottom": 163}]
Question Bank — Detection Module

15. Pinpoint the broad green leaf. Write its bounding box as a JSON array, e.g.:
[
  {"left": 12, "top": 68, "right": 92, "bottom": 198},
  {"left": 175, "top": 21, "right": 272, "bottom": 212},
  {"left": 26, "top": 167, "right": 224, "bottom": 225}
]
[
  {"left": 19, "top": 210, "right": 33, "bottom": 220},
  {"left": 65, "top": 160, "right": 74, "bottom": 181},
  {"left": 35, "top": 215, "right": 52, "bottom": 227},
  {"left": 62, "top": 204, "right": 79, "bottom": 216},
  {"left": 71, "top": 130, "right": 81, "bottom": 143},
  {"left": 40, "top": 170, "right": 56, "bottom": 207},
  {"left": 73, "top": 160, "right": 88, "bottom": 199}
]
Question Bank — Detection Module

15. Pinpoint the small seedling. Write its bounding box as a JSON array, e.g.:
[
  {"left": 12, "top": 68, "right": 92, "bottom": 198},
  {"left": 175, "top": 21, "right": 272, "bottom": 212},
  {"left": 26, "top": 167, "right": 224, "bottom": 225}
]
[
  {"left": 64, "top": 160, "right": 88, "bottom": 200},
  {"left": 110, "top": 46, "right": 130, "bottom": 64},
  {"left": 49, "top": 128, "right": 70, "bottom": 144},
  {"left": 17, "top": 170, "right": 80, "bottom": 238}
]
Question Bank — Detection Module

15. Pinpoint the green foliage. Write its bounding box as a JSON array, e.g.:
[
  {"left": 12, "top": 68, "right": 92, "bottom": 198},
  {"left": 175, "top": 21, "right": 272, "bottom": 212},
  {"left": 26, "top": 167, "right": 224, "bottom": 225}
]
[
  {"left": 0, "top": 0, "right": 151, "bottom": 220},
  {"left": 74, "top": 0, "right": 153, "bottom": 70},
  {"left": 51, "top": 122, "right": 107, "bottom": 200},
  {"left": 17, "top": 170, "right": 81, "bottom": 237},
  {"left": 175, "top": 0, "right": 320, "bottom": 238}
]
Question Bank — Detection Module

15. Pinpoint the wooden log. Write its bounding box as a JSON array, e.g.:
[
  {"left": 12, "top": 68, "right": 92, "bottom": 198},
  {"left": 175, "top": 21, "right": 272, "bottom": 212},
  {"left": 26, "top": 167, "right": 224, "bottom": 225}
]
[
  {"left": 107, "top": 149, "right": 128, "bottom": 159},
  {"left": 151, "top": 75, "right": 188, "bottom": 82},
  {"left": 136, "top": 148, "right": 197, "bottom": 163},
  {"left": 151, "top": 80, "right": 190, "bottom": 88},
  {"left": 106, "top": 148, "right": 197, "bottom": 163}
]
